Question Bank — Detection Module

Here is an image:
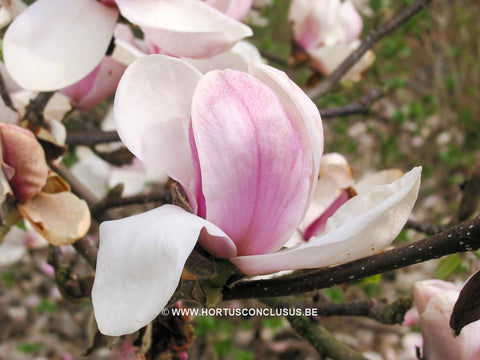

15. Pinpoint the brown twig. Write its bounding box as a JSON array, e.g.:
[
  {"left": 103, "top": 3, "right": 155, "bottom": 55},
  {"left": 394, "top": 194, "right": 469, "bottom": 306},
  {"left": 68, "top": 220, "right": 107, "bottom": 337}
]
[
  {"left": 0, "top": 71, "right": 15, "bottom": 111},
  {"left": 451, "top": 161, "right": 480, "bottom": 224},
  {"left": 23, "top": 91, "right": 55, "bottom": 125},
  {"left": 313, "top": 298, "right": 412, "bottom": 325},
  {"left": 66, "top": 131, "right": 121, "bottom": 146},
  {"left": 307, "top": 0, "right": 434, "bottom": 99},
  {"left": 320, "top": 88, "right": 386, "bottom": 119},
  {"left": 406, "top": 219, "right": 446, "bottom": 235},
  {"left": 91, "top": 191, "right": 172, "bottom": 217},
  {"left": 223, "top": 215, "right": 480, "bottom": 300}
]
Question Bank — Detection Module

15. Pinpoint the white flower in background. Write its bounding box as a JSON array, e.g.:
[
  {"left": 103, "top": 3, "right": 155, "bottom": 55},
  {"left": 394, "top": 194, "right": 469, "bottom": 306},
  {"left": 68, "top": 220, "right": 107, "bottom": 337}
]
[{"left": 289, "top": 0, "right": 374, "bottom": 81}]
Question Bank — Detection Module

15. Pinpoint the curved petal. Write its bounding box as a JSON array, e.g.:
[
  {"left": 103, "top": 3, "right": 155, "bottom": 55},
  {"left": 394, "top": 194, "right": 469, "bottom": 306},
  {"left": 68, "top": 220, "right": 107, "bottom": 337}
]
[
  {"left": 354, "top": 168, "right": 404, "bottom": 194},
  {"left": 17, "top": 192, "right": 91, "bottom": 246},
  {"left": 91, "top": 205, "right": 234, "bottom": 336},
  {"left": 115, "top": 0, "right": 252, "bottom": 58},
  {"left": 183, "top": 41, "right": 263, "bottom": 74},
  {"left": 62, "top": 56, "right": 126, "bottom": 112},
  {"left": 301, "top": 152, "right": 354, "bottom": 231},
  {"left": 114, "top": 55, "right": 202, "bottom": 205},
  {"left": 248, "top": 63, "right": 324, "bottom": 219},
  {"left": 205, "top": 0, "right": 253, "bottom": 21},
  {"left": 308, "top": 43, "right": 375, "bottom": 81},
  {"left": 0, "top": 226, "right": 27, "bottom": 266},
  {"left": 232, "top": 167, "right": 421, "bottom": 275},
  {"left": 0, "top": 124, "right": 48, "bottom": 203},
  {"left": 191, "top": 69, "right": 313, "bottom": 256},
  {"left": 3, "top": 0, "right": 118, "bottom": 90}
]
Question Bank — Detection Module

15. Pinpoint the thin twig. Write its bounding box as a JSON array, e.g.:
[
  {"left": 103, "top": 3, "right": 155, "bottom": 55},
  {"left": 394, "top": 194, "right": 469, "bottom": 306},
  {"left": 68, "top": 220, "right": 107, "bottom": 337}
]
[
  {"left": 406, "top": 219, "right": 446, "bottom": 235},
  {"left": 52, "top": 162, "right": 99, "bottom": 208},
  {"left": 263, "top": 298, "right": 368, "bottom": 360},
  {"left": 313, "top": 298, "right": 412, "bottom": 325},
  {"left": 91, "top": 191, "right": 172, "bottom": 217},
  {"left": 0, "top": 71, "right": 15, "bottom": 111},
  {"left": 223, "top": 215, "right": 480, "bottom": 300},
  {"left": 73, "top": 238, "right": 98, "bottom": 269},
  {"left": 307, "top": 0, "right": 434, "bottom": 98},
  {"left": 66, "top": 131, "right": 120, "bottom": 146},
  {"left": 451, "top": 161, "right": 480, "bottom": 224},
  {"left": 320, "top": 88, "right": 386, "bottom": 119},
  {"left": 23, "top": 91, "right": 55, "bottom": 125}
]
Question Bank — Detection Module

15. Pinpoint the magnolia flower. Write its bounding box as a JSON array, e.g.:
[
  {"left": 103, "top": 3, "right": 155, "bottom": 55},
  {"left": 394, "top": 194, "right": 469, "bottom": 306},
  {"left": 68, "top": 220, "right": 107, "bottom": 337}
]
[
  {"left": 289, "top": 0, "right": 374, "bottom": 81},
  {"left": 0, "top": 123, "right": 90, "bottom": 246},
  {"left": 112, "top": 23, "right": 263, "bottom": 75},
  {"left": 412, "top": 280, "right": 480, "bottom": 360},
  {"left": 92, "top": 55, "right": 420, "bottom": 335},
  {"left": 3, "top": 0, "right": 252, "bottom": 91},
  {"left": 300, "top": 153, "right": 404, "bottom": 240}
]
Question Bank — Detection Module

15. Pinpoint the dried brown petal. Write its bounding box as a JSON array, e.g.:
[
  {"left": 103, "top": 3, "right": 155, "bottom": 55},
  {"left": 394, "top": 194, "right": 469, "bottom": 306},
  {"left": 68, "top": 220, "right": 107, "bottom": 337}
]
[
  {"left": 18, "top": 192, "right": 90, "bottom": 246},
  {"left": 450, "top": 269, "right": 480, "bottom": 336},
  {"left": 41, "top": 171, "right": 71, "bottom": 193},
  {"left": 0, "top": 123, "right": 48, "bottom": 202}
]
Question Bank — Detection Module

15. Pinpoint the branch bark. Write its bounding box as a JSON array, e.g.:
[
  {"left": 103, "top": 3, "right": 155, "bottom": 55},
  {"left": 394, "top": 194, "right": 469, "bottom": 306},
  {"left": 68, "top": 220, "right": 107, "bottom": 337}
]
[{"left": 223, "top": 216, "right": 480, "bottom": 300}]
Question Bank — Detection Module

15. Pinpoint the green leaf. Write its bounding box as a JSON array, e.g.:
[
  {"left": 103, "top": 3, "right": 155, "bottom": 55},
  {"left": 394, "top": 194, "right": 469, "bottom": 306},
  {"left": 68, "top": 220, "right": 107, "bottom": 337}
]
[
  {"left": 434, "top": 254, "right": 463, "bottom": 279},
  {"left": 17, "top": 342, "right": 43, "bottom": 354}
]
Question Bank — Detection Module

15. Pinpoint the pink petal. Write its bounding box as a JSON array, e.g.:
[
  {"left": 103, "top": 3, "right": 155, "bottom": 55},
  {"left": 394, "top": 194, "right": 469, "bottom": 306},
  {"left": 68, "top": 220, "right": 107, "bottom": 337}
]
[
  {"left": 248, "top": 63, "right": 324, "bottom": 218},
  {"left": 303, "top": 188, "right": 354, "bottom": 240},
  {"left": 232, "top": 167, "right": 421, "bottom": 275},
  {"left": 300, "top": 153, "right": 354, "bottom": 232},
  {"left": 191, "top": 69, "right": 313, "bottom": 256},
  {"left": 338, "top": 1, "right": 363, "bottom": 44},
  {"left": 62, "top": 56, "right": 126, "bottom": 112},
  {"left": 3, "top": 0, "right": 118, "bottom": 90},
  {"left": 113, "top": 55, "right": 202, "bottom": 208},
  {"left": 115, "top": 0, "right": 252, "bottom": 58},
  {"left": 92, "top": 205, "right": 234, "bottom": 336},
  {"left": 205, "top": 0, "right": 253, "bottom": 21}
]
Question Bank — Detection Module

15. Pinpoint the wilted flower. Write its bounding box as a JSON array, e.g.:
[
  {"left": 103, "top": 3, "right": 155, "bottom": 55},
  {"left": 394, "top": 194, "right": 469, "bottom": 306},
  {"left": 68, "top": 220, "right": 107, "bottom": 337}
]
[{"left": 0, "top": 123, "right": 90, "bottom": 246}]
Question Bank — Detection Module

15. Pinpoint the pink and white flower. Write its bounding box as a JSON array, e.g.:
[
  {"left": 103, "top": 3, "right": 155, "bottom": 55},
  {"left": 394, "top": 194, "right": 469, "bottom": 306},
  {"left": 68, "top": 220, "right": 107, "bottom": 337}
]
[
  {"left": 411, "top": 280, "right": 480, "bottom": 360},
  {"left": 91, "top": 55, "right": 420, "bottom": 335},
  {"left": 289, "top": 0, "right": 374, "bottom": 81},
  {"left": 3, "top": 0, "right": 252, "bottom": 91}
]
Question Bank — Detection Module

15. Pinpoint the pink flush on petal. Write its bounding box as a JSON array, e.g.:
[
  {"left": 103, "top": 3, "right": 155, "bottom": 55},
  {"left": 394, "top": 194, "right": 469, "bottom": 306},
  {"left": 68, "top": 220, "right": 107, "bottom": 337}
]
[
  {"left": 62, "top": 56, "right": 126, "bottom": 112},
  {"left": 303, "top": 187, "right": 356, "bottom": 240},
  {"left": 190, "top": 69, "right": 313, "bottom": 256}
]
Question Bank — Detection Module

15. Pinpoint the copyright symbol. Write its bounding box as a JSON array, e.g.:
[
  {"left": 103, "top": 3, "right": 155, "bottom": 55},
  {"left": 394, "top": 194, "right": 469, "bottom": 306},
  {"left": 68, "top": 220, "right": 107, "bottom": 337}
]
[{"left": 161, "top": 308, "right": 169, "bottom": 316}]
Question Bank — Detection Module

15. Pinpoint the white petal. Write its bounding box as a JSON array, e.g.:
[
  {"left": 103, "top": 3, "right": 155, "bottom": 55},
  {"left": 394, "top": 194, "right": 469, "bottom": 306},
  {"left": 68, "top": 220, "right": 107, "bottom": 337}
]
[
  {"left": 232, "top": 167, "right": 421, "bottom": 275},
  {"left": 113, "top": 55, "right": 202, "bottom": 202},
  {"left": 0, "top": 226, "right": 27, "bottom": 266},
  {"left": 3, "top": 0, "right": 118, "bottom": 90},
  {"left": 92, "top": 205, "right": 235, "bottom": 336},
  {"left": 116, "top": 0, "right": 252, "bottom": 58}
]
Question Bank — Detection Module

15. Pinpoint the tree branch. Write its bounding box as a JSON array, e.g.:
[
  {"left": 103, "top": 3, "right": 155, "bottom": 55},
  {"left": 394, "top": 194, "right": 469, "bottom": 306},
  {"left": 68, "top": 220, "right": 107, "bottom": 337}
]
[
  {"left": 90, "top": 191, "right": 172, "bottom": 217},
  {"left": 320, "top": 88, "right": 385, "bottom": 119},
  {"left": 307, "top": 0, "right": 434, "bottom": 99},
  {"left": 263, "top": 298, "right": 368, "bottom": 360},
  {"left": 66, "top": 130, "right": 120, "bottom": 146},
  {"left": 223, "top": 215, "right": 480, "bottom": 300},
  {"left": 313, "top": 298, "right": 412, "bottom": 325}
]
